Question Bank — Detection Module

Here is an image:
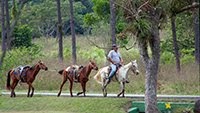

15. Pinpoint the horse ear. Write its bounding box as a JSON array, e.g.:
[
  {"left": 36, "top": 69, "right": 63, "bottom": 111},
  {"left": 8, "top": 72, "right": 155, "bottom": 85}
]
[
  {"left": 132, "top": 60, "right": 136, "bottom": 63},
  {"left": 38, "top": 60, "right": 41, "bottom": 63}
]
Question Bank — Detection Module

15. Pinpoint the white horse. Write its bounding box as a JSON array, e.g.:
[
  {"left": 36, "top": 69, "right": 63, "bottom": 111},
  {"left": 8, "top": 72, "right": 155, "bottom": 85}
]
[{"left": 94, "top": 60, "right": 139, "bottom": 97}]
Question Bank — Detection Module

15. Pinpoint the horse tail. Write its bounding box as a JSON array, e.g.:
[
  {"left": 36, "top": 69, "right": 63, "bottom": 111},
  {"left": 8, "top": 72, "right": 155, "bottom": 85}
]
[
  {"left": 6, "top": 70, "right": 12, "bottom": 90},
  {"left": 94, "top": 70, "right": 102, "bottom": 84},
  {"left": 58, "top": 69, "right": 64, "bottom": 75}
]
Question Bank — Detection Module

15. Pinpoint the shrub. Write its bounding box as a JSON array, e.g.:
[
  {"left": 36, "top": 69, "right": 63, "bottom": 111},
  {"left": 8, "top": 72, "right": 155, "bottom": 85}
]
[
  {"left": 0, "top": 45, "right": 43, "bottom": 88},
  {"left": 180, "top": 55, "right": 195, "bottom": 64},
  {"left": 11, "top": 24, "right": 33, "bottom": 48},
  {"left": 1, "top": 45, "right": 42, "bottom": 73},
  {"left": 78, "top": 47, "right": 105, "bottom": 64},
  {"left": 160, "top": 51, "right": 175, "bottom": 64}
]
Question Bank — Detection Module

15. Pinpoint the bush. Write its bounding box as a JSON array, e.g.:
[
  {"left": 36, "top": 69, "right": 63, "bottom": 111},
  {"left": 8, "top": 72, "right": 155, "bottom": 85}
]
[
  {"left": 1, "top": 45, "right": 42, "bottom": 73},
  {"left": 160, "top": 51, "right": 175, "bottom": 64},
  {"left": 0, "top": 45, "right": 43, "bottom": 89},
  {"left": 11, "top": 24, "right": 33, "bottom": 48},
  {"left": 78, "top": 47, "right": 105, "bottom": 64},
  {"left": 180, "top": 55, "right": 195, "bottom": 64}
]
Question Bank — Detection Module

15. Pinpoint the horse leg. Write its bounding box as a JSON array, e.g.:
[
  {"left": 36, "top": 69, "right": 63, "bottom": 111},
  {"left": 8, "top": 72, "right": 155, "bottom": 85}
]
[
  {"left": 30, "top": 84, "right": 34, "bottom": 97},
  {"left": 69, "top": 79, "right": 73, "bottom": 97},
  {"left": 11, "top": 80, "right": 18, "bottom": 97},
  {"left": 77, "top": 82, "right": 86, "bottom": 96},
  {"left": 82, "top": 82, "right": 86, "bottom": 97},
  {"left": 57, "top": 75, "right": 67, "bottom": 97},
  {"left": 27, "top": 84, "right": 30, "bottom": 97},
  {"left": 27, "top": 82, "right": 33, "bottom": 97},
  {"left": 121, "top": 82, "right": 125, "bottom": 97},
  {"left": 117, "top": 82, "right": 125, "bottom": 97},
  {"left": 102, "top": 79, "right": 108, "bottom": 97},
  {"left": 102, "top": 84, "right": 107, "bottom": 97}
]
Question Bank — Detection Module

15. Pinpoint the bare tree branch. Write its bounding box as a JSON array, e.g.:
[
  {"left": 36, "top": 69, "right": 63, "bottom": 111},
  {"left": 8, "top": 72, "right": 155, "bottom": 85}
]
[
  {"left": 176, "top": 2, "right": 199, "bottom": 14},
  {"left": 138, "top": 0, "right": 149, "bottom": 10},
  {"left": 86, "top": 36, "right": 109, "bottom": 49},
  {"left": 114, "top": 0, "right": 150, "bottom": 20},
  {"left": 114, "top": 1, "right": 135, "bottom": 17},
  {"left": 123, "top": 33, "right": 137, "bottom": 50}
]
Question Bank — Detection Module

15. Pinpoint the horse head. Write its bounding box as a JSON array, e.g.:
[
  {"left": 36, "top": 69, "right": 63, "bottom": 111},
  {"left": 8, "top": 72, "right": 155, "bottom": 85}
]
[
  {"left": 131, "top": 60, "right": 139, "bottom": 75},
  {"left": 89, "top": 60, "right": 98, "bottom": 70},
  {"left": 37, "top": 60, "right": 48, "bottom": 71}
]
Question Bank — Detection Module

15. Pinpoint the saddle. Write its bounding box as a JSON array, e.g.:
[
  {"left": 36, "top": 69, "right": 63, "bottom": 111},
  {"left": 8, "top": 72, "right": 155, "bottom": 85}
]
[
  {"left": 14, "top": 66, "right": 31, "bottom": 82},
  {"left": 68, "top": 65, "right": 84, "bottom": 83}
]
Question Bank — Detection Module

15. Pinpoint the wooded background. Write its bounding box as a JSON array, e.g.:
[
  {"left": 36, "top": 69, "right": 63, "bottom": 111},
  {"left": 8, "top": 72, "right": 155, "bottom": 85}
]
[{"left": 0, "top": 0, "right": 199, "bottom": 113}]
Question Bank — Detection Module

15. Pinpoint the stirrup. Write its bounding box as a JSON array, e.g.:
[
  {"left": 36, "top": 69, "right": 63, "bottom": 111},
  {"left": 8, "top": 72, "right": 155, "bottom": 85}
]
[{"left": 74, "top": 79, "right": 78, "bottom": 82}]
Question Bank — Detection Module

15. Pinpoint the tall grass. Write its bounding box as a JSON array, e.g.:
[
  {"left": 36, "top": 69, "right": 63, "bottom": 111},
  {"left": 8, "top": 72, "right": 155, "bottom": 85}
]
[{"left": 0, "top": 37, "right": 199, "bottom": 95}]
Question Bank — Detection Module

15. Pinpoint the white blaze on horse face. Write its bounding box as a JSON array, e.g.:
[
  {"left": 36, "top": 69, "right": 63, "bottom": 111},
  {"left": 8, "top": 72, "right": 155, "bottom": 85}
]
[{"left": 132, "top": 60, "right": 139, "bottom": 75}]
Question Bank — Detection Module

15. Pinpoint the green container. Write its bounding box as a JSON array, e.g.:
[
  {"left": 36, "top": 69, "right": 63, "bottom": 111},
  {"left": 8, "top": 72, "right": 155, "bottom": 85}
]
[{"left": 128, "top": 101, "right": 194, "bottom": 113}]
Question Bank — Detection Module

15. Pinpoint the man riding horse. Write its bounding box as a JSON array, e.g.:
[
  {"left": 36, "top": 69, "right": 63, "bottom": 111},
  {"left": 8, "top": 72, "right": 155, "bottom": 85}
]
[{"left": 105, "top": 44, "right": 129, "bottom": 85}]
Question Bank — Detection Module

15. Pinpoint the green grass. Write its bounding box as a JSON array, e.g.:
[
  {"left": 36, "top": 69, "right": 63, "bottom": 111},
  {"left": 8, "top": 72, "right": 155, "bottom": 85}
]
[{"left": 0, "top": 95, "right": 131, "bottom": 113}]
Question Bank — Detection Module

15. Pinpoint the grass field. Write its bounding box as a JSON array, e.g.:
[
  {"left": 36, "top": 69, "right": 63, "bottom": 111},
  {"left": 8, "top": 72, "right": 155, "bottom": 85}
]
[{"left": 0, "top": 95, "right": 131, "bottom": 113}]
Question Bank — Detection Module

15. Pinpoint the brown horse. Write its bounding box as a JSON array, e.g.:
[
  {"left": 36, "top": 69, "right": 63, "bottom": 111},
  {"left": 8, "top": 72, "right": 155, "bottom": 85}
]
[
  {"left": 6, "top": 60, "right": 48, "bottom": 97},
  {"left": 57, "top": 60, "right": 98, "bottom": 97}
]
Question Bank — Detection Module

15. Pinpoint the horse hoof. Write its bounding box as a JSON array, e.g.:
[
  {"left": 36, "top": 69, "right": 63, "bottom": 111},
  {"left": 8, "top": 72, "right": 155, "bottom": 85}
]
[{"left": 57, "top": 93, "right": 60, "bottom": 97}]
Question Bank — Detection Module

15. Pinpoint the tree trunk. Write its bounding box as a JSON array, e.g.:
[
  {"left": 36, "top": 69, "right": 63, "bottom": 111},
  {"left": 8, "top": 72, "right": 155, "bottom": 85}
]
[
  {"left": 171, "top": 15, "right": 181, "bottom": 73},
  {"left": 193, "top": 10, "right": 200, "bottom": 64},
  {"left": 0, "top": 0, "right": 7, "bottom": 67},
  {"left": 7, "top": 0, "right": 29, "bottom": 49},
  {"left": 110, "top": 0, "right": 116, "bottom": 45},
  {"left": 139, "top": 9, "right": 160, "bottom": 113},
  {"left": 5, "top": 0, "right": 11, "bottom": 50},
  {"left": 69, "top": 0, "right": 77, "bottom": 64},
  {"left": 56, "top": 0, "right": 63, "bottom": 62}
]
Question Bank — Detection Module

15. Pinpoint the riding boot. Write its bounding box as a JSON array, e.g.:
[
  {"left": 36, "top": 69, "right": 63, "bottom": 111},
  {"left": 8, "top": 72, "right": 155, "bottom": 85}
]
[{"left": 125, "top": 79, "right": 129, "bottom": 83}]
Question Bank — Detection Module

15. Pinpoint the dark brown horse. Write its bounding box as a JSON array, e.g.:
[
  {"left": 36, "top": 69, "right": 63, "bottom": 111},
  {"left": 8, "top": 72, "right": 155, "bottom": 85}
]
[
  {"left": 6, "top": 60, "right": 48, "bottom": 97},
  {"left": 57, "top": 60, "right": 98, "bottom": 97}
]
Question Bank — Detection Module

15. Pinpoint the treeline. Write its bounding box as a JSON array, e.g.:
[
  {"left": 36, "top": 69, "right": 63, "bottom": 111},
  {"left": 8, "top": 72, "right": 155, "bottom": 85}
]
[{"left": 19, "top": 0, "right": 93, "bottom": 37}]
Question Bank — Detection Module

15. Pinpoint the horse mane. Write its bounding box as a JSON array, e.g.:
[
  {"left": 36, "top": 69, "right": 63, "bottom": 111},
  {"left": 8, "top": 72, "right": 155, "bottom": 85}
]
[
  {"left": 79, "top": 65, "right": 86, "bottom": 73},
  {"left": 78, "top": 64, "right": 92, "bottom": 77},
  {"left": 29, "top": 64, "right": 36, "bottom": 70}
]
